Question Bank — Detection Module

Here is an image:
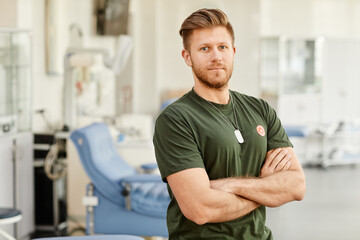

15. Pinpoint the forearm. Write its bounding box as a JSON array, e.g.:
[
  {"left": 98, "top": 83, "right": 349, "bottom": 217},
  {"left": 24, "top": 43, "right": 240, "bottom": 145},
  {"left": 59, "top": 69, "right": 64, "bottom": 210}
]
[
  {"left": 214, "top": 170, "right": 305, "bottom": 207},
  {"left": 196, "top": 188, "right": 259, "bottom": 224},
  {"left": 167, "top": 168, "right": 260, "bottom": 225}
]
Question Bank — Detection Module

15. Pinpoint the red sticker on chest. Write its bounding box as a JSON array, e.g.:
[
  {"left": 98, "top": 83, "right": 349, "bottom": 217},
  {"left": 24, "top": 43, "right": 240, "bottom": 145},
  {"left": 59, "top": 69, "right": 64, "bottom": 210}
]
[{"left": 256, "top": 125, "right": 265, "bottom": 136}]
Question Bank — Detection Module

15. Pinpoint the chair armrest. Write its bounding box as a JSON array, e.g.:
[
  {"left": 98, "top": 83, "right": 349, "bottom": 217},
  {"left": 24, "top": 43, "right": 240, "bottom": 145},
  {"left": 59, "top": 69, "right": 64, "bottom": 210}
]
[
  {"left": 120, "top": 174, "right": 162, "bottom": 184},
  {"left": 120, "top": 174, "right": 164, "bottom": 211},
  {"left": 119, "top": 174, "right": 169, "bottom": 213},
  {"left": 140, "top": 163, "right": 158, "bottom": 173}
]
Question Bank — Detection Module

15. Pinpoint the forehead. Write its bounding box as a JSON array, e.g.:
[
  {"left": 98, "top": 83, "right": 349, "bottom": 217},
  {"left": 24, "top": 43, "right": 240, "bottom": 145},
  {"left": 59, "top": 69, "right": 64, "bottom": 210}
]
[{"left": 189, "top": 26, "right": 233, "bottom": 47}]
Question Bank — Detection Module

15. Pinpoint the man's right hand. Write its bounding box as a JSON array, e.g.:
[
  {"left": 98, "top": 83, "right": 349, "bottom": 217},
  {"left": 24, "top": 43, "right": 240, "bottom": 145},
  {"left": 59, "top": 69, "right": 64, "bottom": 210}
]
[{"left": 260, "top": 148, "right": 292, "bottom": 178}]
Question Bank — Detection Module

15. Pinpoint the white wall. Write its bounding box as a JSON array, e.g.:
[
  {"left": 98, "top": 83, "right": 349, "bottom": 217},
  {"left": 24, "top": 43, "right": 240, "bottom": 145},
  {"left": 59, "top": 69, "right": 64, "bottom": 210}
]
[
  {"left": 12, "top": 0, "right": 360, "bottom": 132},
  {"left": 33, "top": 1, "right": 64, "bottom": 133},
  {"left": 132, "top": 0, "right": 261, "bottom": 115},
  {"left": 260, "top": 0, "right": 360, "bottom": 38},
  {"left": 0, "top": 0, "right": 17, "bottom": 27},
  {"left": 131, "top": 0, "right": 159, "bottom": 115},
  {"left": 14, "top": 0, "right": 261, "bottom": 131},
  {"left": 16, "top": 0, "right": 66, "bottom": 132}
]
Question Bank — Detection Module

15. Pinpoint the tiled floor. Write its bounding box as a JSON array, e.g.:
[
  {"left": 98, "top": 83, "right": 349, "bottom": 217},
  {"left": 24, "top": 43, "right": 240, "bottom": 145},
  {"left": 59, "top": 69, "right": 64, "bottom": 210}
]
[
  {"left": 30, "top": 165, "right": 360, "bottom": 240},
  {"left": 266, "top": 165, "right": 360, "bottom": 240}
]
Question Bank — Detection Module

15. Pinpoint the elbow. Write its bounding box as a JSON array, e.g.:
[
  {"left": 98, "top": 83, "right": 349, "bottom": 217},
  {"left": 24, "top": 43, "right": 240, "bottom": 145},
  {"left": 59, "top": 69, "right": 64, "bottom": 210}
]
[
  {"left": 183, "top": 209, "right": 209, "bottom": 225},
  {"left": 181, "top": 205, "right": 211, "bottom": 225},
  {"left": 266, "top": 201, "right": 281, "bottom": 208},
  {"left": 295, "top": 183, "right": 306, "bottom": 201},
  {"left": 189, "top": 215, "right": 208, "bottom": 226},
  {"left": 294, "top": 175, "right": 306, "bottom": 201}
]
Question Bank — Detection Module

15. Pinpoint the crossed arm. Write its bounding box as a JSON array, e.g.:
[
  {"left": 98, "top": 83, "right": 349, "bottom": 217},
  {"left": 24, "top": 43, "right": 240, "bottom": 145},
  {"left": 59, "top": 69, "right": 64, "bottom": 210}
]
[
  {"left": 210, "top": 147, "right": 306, "bottom": 207},
  {"left": 166, "top": 147, "right": 306, "bottom": 225}
]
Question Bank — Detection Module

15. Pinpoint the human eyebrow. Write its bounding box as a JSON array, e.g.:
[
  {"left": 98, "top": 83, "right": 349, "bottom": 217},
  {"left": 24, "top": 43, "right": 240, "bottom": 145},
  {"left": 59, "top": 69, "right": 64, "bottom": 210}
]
[{"left": 219, "top": 42, "right": 230, "bottom": 47}]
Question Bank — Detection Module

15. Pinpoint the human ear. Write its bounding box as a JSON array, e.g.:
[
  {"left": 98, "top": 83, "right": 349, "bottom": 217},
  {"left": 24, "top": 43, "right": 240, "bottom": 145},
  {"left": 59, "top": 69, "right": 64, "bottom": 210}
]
[{"left": 182, "top": 49, "right": 192, "bottom": 67}]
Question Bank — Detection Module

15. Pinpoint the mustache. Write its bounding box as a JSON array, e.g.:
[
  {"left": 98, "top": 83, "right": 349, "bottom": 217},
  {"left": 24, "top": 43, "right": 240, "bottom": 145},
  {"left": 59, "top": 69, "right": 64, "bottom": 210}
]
[{"left": 208, "top": 64, "right": 226, "bottom": 69}]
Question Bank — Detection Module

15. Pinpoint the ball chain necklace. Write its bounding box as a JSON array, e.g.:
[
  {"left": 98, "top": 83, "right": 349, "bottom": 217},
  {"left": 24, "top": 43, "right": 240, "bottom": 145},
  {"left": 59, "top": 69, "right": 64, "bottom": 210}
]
[{"left": 205, "top": 93, "right": 244, "bottom": 144}]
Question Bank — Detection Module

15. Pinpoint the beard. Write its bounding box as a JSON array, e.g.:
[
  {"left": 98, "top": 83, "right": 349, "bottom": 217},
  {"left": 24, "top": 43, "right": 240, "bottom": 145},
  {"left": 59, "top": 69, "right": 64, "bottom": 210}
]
[{"left": 192, "top": 61, "right": 233, "bottom": 90}]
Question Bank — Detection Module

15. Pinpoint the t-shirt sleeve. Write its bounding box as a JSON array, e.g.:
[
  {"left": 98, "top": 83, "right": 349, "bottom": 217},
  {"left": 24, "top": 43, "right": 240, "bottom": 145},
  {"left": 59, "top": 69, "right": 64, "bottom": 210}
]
[
  {"left": 262, "top": 100, "right": 293, "bottom": 151},
  {"left": 153, "top": 112, "right": 205, "bottom": 182}
]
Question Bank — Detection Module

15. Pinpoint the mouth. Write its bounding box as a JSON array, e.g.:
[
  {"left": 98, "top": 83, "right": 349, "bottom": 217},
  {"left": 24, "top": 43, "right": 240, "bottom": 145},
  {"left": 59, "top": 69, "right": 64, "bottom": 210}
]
[{"left": 208, "top": 67, "right": 225, "bottom": 71}]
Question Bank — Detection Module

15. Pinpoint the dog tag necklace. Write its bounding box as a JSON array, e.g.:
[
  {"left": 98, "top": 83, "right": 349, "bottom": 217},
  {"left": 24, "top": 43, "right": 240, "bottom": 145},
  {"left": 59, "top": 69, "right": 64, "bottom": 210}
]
[{"left": 205, "top": 94, "right": 244, "bottom": 144}]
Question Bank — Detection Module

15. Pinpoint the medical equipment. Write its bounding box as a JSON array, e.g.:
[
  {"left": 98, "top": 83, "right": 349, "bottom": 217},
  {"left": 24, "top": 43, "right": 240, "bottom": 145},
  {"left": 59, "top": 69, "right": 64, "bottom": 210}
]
[
  {"left": 285, "top": 121, "right": 360, "bottom": 169},
  {"left": 32, "top": 109, "right": 69, "bottom": 236},
  {"left": 70, "top": 123, "right": 169, "bottom": 237},
  {"left": 63, "top": 35, "right": 133, "bottom": 130},
  {"left": 115, "top": 114, "right": 153, "bottom": 143},
  {"left": 33, "top": 132, "right": 69, "bottom": 237}
]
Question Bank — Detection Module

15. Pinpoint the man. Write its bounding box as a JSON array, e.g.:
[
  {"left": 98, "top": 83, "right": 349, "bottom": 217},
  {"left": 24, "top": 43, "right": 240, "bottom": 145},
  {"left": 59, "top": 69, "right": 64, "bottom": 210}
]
[{"left": 153, "top": 8, "right": 306, "bottom": 239}]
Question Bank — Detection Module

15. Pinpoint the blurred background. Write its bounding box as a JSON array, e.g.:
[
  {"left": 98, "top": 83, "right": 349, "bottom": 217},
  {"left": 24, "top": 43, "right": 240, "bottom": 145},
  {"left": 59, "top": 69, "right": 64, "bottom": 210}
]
[{"left": 1, "top": 0, "right": 360, "bottom": 239}]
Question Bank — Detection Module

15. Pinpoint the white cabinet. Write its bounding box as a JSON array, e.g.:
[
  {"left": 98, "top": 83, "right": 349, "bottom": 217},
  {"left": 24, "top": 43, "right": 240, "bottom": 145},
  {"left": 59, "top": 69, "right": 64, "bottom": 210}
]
[
  {"left": 260, "top": 37, "right": 360, "bottom": 125},
  {"left": 0, "top": 136, "right": 14, "bottom": 237},
  {"left": 322, "top": 39, "right": 360, "bottom": 123},
  {"left": 16, "top": 132, "right": 35, "bottom": 238},
  {"left": 261, "top": 37, "right": 360, "bottom": 167},
  {"left": 260, "top": 37, "right": 323, "bottom": 125},
  {"left": 277, "top": 94, "right": 322, "bottom": 125},
  {"left": 0, "top": 137, "right": 15, "bottom": 207},
  {"left": 0, "top": 28, "right": 34, "bottom": 239},
  {"left": 0, "top": 132, "right": 34, "bottom": 239}
]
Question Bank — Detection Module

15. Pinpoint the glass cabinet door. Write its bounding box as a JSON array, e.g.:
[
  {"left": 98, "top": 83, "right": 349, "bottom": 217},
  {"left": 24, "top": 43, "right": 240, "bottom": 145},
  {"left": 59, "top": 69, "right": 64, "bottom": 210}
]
[
  {"left": 260, "top": 37, "right": 324, "bottom": 124},
  {"left": 0, "top": 32, "right": 14, "bottom": 117},
  {"left": 11, "top": 31, "right": 32, "bottom": 132},
  {"left": 280, "top": 38, "right": 323, "bottom": 94},
  {"left": 260, "top": 37, "right": 323, "bottom": 97},
  {"left": 0, "top": 29, "right": 32, "bottom": 135},
  {"left": 260, "top": 38, "right": 280, "bottom": 100}
]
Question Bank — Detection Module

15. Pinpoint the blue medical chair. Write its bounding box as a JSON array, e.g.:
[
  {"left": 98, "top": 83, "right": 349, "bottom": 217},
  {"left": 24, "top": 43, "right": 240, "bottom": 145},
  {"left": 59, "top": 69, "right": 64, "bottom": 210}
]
[{"left": 70, "top": 123, "right": 169, "bottom": 237}]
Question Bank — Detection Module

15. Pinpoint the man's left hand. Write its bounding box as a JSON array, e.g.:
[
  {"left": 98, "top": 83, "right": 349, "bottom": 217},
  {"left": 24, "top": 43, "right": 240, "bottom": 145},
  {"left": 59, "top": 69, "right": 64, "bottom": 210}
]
[{"left": 260, "top": 148, "right": 292, "bottom": 178}]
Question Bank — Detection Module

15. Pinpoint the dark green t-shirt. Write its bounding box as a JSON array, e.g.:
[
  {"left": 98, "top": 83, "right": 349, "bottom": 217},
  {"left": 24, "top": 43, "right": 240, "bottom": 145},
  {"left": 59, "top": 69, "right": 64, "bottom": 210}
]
[{"left": 153, "top": 89, "right": 292, "bottom": 239}]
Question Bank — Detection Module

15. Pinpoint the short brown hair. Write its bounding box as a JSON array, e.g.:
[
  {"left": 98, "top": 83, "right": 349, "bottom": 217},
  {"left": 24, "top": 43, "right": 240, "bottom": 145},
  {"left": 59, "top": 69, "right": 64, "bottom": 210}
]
[{"left": 179, "top": 8, "right": 235, "bottom": 50}]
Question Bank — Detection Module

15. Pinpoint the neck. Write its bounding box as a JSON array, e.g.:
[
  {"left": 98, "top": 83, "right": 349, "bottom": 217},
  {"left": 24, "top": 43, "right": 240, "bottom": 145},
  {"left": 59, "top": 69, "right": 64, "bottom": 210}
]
[{"left": 194, "top": 82, "right": 230, "bottom": 104}]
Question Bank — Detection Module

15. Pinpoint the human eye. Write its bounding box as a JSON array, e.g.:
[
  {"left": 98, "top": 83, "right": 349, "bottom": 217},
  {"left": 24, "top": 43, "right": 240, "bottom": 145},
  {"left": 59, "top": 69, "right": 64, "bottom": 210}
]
[
  {"left": 200, "top": 46, "right": 208, "bottom": 51},
  {"left": 219, "top": 45, "right": 228, "bottom": 50}
]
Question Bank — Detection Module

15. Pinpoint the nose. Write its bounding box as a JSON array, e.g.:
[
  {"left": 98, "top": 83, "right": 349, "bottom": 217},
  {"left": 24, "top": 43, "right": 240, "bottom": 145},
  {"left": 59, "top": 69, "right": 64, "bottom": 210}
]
[{"left": 211, "top": 49, "right": 222, "bottom": 62}]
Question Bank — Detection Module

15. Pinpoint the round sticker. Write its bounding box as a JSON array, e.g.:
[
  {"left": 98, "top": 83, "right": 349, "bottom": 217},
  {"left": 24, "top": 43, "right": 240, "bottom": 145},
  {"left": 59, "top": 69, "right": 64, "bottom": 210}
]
[{"left": 256, "top": 125, "right": 265, "bottom": 136}]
